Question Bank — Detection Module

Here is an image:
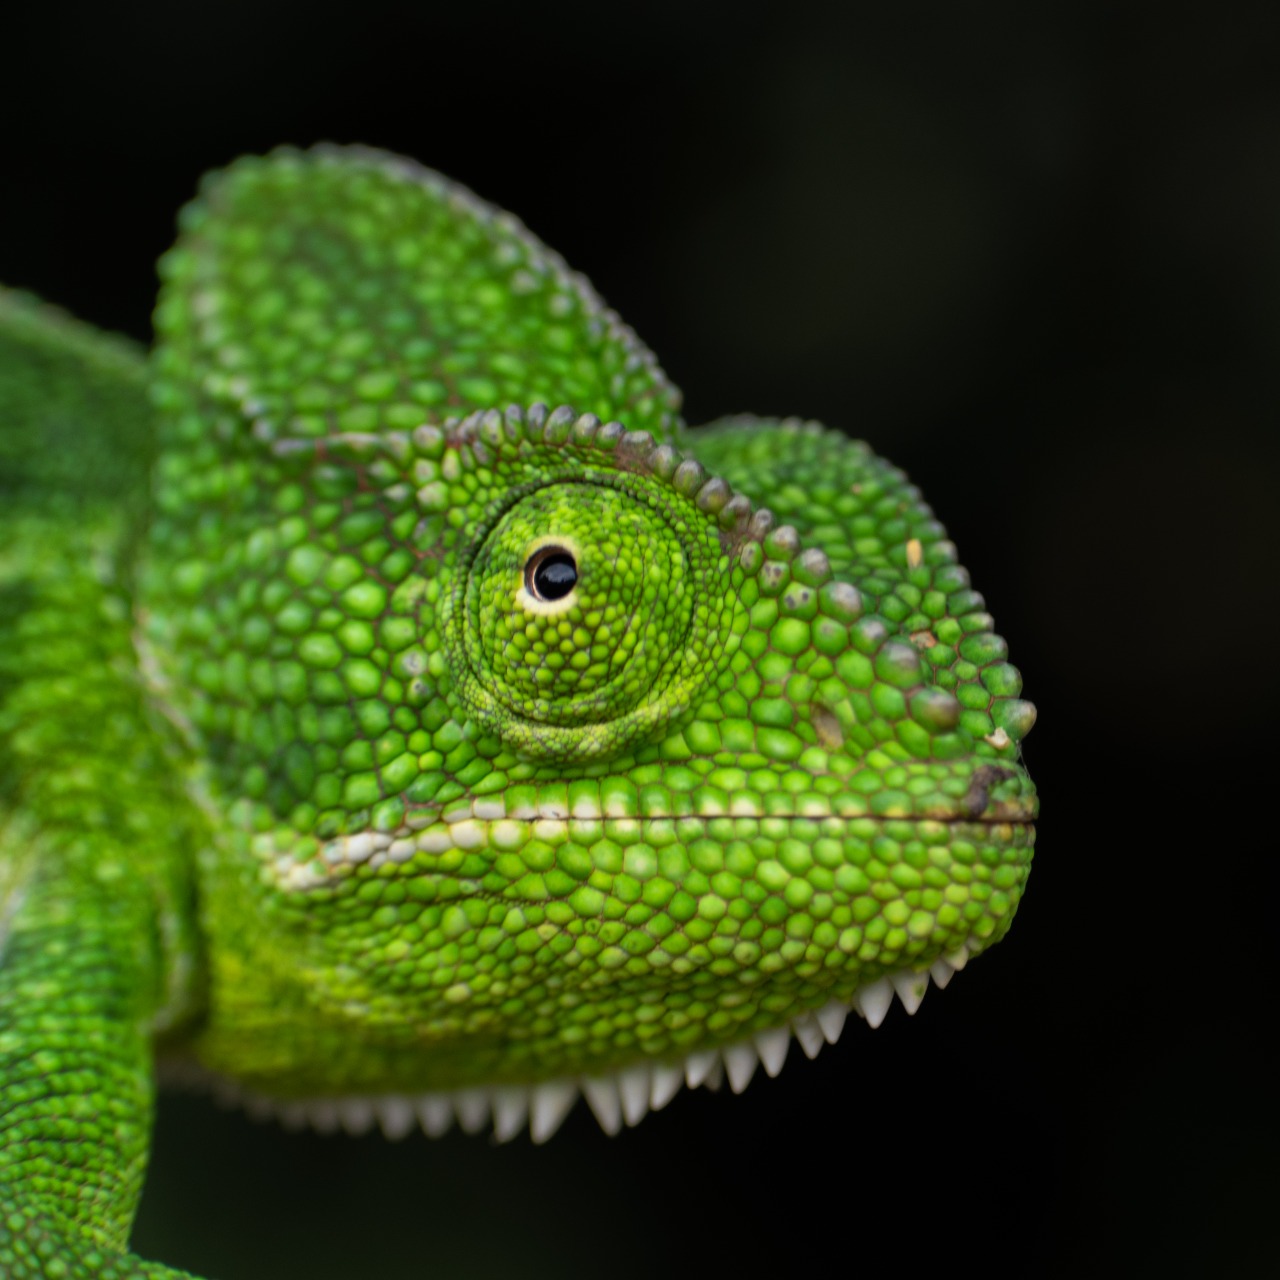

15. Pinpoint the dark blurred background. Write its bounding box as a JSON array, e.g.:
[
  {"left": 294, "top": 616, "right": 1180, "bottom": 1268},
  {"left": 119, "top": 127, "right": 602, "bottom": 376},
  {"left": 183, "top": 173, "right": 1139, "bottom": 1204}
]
[{"left": 3, "top": 2, "right": 1275, "bottom": 1275}]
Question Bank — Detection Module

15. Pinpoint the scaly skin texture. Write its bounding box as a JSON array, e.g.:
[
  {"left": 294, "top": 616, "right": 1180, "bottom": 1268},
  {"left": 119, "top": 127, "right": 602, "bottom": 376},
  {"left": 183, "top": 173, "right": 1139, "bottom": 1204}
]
[{"left": 0, "top": 146, "right": 1037, "bottom": 1278}]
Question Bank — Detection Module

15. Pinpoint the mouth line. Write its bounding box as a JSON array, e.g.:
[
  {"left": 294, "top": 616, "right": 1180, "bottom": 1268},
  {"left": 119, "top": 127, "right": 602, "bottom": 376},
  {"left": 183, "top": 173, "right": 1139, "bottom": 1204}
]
[
  {"left": 275, "top": 808, "right": 1033, "bottom": 891},
  {"left": 547, "top": 813, "right": 1036, "bottom": 822},
  {"left": 166, "top": 942, "right": 979, "bottom": 1145}
]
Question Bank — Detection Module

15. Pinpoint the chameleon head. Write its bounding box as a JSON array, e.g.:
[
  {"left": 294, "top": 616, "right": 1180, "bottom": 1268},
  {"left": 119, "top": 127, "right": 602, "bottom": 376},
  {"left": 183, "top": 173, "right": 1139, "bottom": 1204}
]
[
  {"left": 141, "top": 148, "right": 1036, "bottom": 1137},
  {"left": 145, "top": 404, "right": 1036, "bottom": 1113}
]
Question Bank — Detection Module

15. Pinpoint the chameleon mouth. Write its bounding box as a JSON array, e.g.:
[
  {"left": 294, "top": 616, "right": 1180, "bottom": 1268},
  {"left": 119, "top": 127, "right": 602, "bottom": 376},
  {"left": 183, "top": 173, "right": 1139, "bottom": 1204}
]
[
  {"left": 281, "top": 800, "right": 1035, "bottom": 890},
  {"left": 268, "top": 754, "right": 1036, "bottom": 891},
  {"left": 187, "top": 941, "right": 979, "bottom": 1144}
]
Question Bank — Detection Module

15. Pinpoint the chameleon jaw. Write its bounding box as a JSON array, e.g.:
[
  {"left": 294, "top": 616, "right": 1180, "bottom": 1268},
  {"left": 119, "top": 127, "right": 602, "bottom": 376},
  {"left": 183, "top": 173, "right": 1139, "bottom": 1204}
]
[{"left": 178, "top": 943, "right": 975, "bottom": 1145}]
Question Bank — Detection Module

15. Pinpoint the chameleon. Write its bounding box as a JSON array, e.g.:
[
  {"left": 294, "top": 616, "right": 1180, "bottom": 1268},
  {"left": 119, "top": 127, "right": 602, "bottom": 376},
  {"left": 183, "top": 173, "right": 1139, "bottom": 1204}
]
[{"left": 0, "top": 145, "right": 1037, "bottom": 1278}]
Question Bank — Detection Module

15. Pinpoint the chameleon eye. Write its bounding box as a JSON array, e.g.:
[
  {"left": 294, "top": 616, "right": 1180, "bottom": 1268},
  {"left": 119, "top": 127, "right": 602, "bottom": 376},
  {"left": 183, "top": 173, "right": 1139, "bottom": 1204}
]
[
  {"left": 450, "top": 476, "right": 734, "bottom": 761},
  {"left": 525, "top": 546, "right": 578, "bottom": 603},
  {"left": 471, "top": 487, "right": 684, "bottom": 725}
]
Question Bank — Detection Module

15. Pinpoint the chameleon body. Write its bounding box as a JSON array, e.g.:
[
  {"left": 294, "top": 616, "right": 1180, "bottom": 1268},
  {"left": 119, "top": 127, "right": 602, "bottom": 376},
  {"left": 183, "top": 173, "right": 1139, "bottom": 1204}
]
[{"left": 0, "top": 147, "right": 1037, "bottom": 1277}]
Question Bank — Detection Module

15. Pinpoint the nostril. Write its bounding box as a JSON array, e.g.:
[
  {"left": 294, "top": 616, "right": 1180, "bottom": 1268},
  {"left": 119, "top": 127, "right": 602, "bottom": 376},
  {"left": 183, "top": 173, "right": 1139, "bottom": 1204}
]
[
  {"left": 961, "top": 764, "right": 1017, "bottom": 818},
  {"left": 812, "top": 704, "right": 844, "bottom": 751}
]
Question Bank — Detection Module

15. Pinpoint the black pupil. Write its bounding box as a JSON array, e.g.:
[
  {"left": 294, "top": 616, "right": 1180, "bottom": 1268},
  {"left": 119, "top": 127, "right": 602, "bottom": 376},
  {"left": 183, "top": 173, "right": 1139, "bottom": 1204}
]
[{"left": 529, "top": 550, "right": 578, "bottom": 601}]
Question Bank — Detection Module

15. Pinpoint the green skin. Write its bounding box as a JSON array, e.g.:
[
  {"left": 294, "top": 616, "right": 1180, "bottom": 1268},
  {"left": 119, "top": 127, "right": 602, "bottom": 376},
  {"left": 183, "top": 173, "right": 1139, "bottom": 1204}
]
[{"left": 0, "top": 146, "right": 1037, "bottom": 1277}]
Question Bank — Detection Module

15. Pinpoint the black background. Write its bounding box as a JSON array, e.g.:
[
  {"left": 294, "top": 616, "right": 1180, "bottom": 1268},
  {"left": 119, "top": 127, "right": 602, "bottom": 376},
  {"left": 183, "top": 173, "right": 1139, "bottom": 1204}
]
[{"left": 3, "top": 2, "right": 1276, "bottom": 1275}]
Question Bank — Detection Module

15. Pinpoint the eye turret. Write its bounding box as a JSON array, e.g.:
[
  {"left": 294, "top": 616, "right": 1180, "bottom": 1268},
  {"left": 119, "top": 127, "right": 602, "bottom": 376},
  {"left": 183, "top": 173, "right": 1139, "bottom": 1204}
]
[{"left": 450, "top": 476, "right": 733, "bottom": 760}]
